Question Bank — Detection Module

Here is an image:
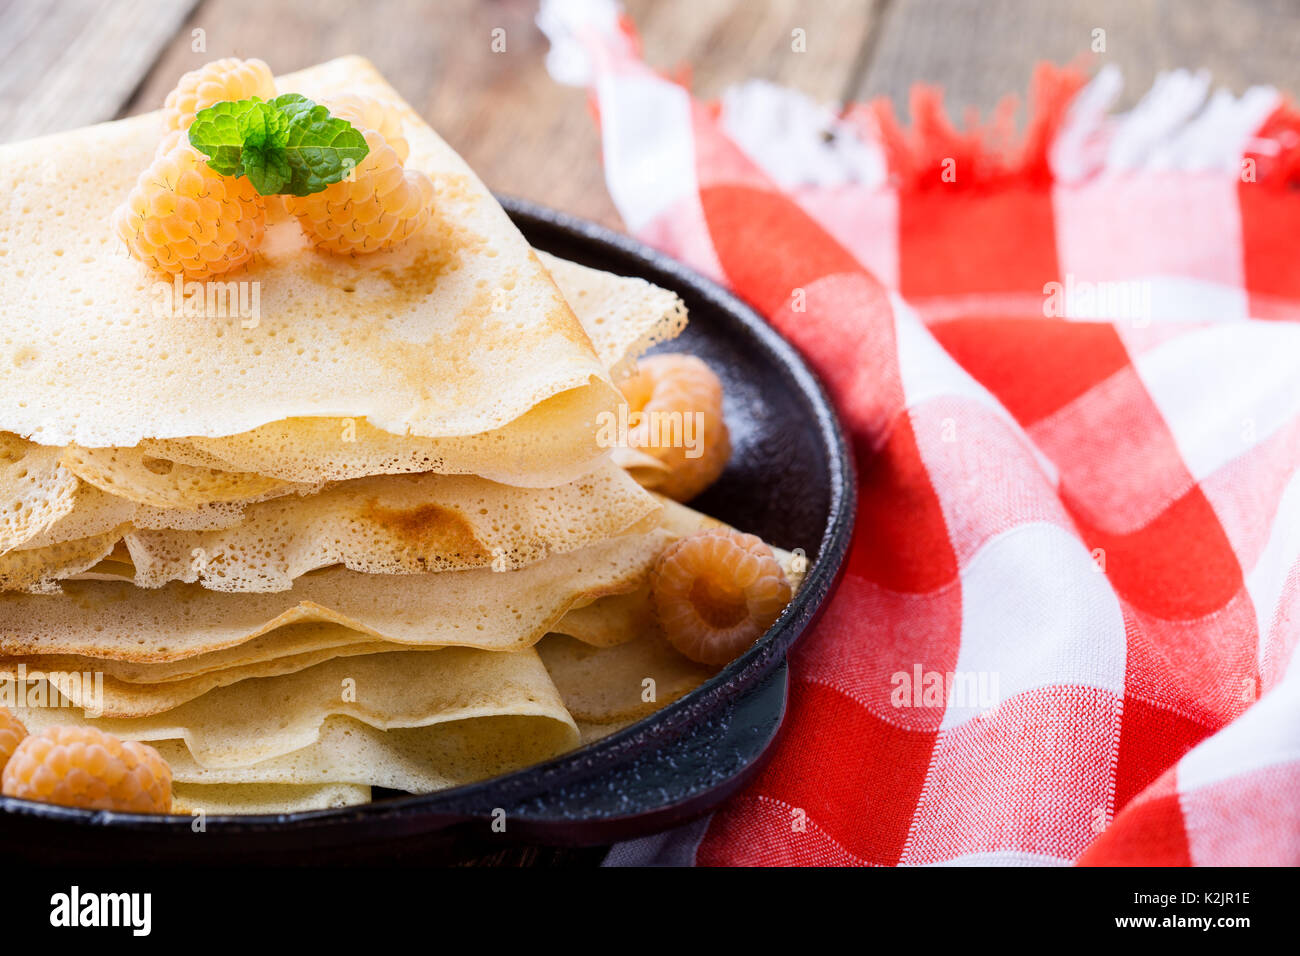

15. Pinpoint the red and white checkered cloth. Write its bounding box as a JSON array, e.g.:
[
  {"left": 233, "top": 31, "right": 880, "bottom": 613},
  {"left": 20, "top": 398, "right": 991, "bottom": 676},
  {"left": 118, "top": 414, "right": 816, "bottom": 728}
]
[{"left": 539, "top": 1, "right": 1300, "bottom": 866}]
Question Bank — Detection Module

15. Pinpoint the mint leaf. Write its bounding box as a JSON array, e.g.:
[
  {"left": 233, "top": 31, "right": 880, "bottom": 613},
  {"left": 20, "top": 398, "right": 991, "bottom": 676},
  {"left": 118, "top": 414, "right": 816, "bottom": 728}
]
[
  {"left": 236, "top": 101, "right": 287, "bottom": 151},
  {"left": 274, "top": 95, "right": 370, "bottom": 196},
  {"left": 187, "top": 94, "right": 369, "bottom": 197},
  {"left": 188, "top": 98, "right": 265, "bottom": 177},
  {"left": 268, "top": 93, "right": 315, "bottom": 125},
  {"left": 242, "top": 146, "right": 290, "bottom": 195}
]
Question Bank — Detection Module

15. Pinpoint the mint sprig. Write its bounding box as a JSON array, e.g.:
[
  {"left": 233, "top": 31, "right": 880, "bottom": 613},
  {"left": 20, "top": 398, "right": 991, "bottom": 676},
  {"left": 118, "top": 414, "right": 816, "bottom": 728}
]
[{"left": 188, "top": 94, "right": 369, "bottom": 196}]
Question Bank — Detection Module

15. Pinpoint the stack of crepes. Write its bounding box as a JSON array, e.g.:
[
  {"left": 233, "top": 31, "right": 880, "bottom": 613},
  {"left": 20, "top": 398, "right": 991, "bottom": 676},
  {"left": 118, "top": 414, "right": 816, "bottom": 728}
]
[{"left": 0, "top": 57, "right": 796, "bottom": 814}]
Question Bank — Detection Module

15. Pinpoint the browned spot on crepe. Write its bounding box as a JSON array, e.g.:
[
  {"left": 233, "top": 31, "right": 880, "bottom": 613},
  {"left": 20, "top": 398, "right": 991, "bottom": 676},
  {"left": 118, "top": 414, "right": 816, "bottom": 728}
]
[{"left": 359, "top": 499, "right": 491, "bottom": 565}]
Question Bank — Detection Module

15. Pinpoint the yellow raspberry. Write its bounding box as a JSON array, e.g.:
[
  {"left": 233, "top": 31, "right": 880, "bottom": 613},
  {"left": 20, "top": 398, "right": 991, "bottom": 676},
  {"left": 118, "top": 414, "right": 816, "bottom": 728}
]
[
  {"left": 113, "top": 143, "right": 267, "bottom": 280},
  {"left": 2, "top": 726, "right": 172, "bottom": 814},
  {"left": 0, "top": 707, "right": 27, "bottom": 775},
  {"left": 619, "top": 353, "right": 732, "bottom": 501},
  {"left": 285, "top": 128, "right": 434, "bottom": 255},
  {"left": 163, "top": 57, "right": 275, "bottom": 132},
  {"left": 154, "top": 127, "right": 187, "bottom": 158},
  {"left": 652, "top": 529, "right": 792, "bottom": 667},
  {"left": 325, "top": 93, "right": 410, "bottom": 162}
]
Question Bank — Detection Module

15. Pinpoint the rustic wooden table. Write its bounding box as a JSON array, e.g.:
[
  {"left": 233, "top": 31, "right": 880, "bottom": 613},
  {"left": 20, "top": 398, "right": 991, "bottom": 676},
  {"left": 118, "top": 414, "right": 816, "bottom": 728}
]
[
  {"left": 6, "top": 0, "right": 1298, "bottom": 865},
  {"left": 7, "top": 0, "right": 1300, "bottom": 230}
]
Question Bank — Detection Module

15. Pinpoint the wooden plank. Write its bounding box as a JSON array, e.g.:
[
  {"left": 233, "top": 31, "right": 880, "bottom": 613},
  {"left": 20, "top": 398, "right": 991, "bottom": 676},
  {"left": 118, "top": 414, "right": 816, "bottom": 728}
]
[
  {"left": 854, "top": 0, "right": 1300, "bottom": 122},
  {"left": 0, "top": 0, "right": 197, "bottom": 143},
  {"left": 630, "top": 0, "right": 879, "bottom": 101},
  {"left": 123, "top": 0, "right": 878, "bottom": 230}
]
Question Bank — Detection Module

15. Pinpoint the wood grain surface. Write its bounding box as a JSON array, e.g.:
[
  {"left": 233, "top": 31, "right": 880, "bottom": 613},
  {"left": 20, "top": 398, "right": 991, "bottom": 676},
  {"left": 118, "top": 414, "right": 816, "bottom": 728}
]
[
  {"left": 857, "top": 0, "right": 1300, "bottom": 120},
  {"left": 0, "top": 0, "right": 195, "bottom": 141},
  {"left": 9, "top": 0, "right": 1300, "bottom": 227}
]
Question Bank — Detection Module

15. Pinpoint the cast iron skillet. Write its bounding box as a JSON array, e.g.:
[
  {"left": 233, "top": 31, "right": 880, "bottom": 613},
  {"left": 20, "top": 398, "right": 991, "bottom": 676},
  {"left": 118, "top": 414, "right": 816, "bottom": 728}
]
[{"left": 0, "top": 198, "right": 856, "bottom": 864}]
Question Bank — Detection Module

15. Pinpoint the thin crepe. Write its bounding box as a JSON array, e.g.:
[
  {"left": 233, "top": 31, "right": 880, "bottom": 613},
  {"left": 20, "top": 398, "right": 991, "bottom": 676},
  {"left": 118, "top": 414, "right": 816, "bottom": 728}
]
[
  {"left": 6, "top": 640, "right": 411, "bottom": 718},
  {"left": 1, "top": 622, "right": 390, "bottom": 684},
  {"left": 0, "top": 582, "right": 661, "bottom": 690},
  {"left": 537, "top": 632, "right": 714, "bottom": 724},
  {"left": 1, "top": 587, "right": 666, "bottom": 718},
  {"left": 59, "top": 445, "right": 309, "bottom": 511},
  {"left": 550, "top": 585, "right": 653, "bottom": 647},
  {"left": 0, "top": 436, "right": 79, "bottom": 554},
  {"left": 535, "top": 251, "right": 686, "bottom": 381},
  {"left": 136, "top": 635, "right": 706, "bottom": 793},
  {"left": 99, "top": 460, "right": 658, "bottom": 591},
  {"left": 118, "top": 624, "right": 713, "bottom": 791},
  {"left": 49, "top": 250, "right": 686, "bottom": 509},
  {"left": 0, "top": 251, "right": 683, "bottom": 586},
  {"left": 171, "top": 782, "right": 371, "bottom": 815},
  {"left": 6, "top": 648, "right": 578, "bottom": 769},
  {"left": 0, "top": 529, "right": 672, "bottom": 661},
  {"left": 0, "top": 56, "right": 619, "bottom": 487},
  {"left": 158, "top": 714, "right": 579, "bottom": 793}
]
